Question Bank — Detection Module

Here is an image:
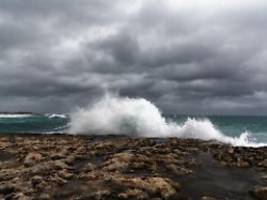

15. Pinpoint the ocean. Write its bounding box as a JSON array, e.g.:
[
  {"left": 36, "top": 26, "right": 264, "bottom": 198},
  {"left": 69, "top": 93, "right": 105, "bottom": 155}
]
[
  {"left": 0, "top": 95, "right": 266, "bottom": 147},
  {"left": 0, "top": 113, "right": 267, "bottom": 147}
]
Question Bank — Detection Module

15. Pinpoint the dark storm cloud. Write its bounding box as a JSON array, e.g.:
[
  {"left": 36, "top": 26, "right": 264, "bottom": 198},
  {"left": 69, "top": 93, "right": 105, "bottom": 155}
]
[{"left": 1, "top": 0, "right": 267, "bottom": 114}]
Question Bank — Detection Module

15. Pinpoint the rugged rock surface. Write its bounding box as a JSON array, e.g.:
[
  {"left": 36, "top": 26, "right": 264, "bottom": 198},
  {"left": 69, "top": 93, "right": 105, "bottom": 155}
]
[{"left": 0, "top": 134, "right": 266, "bottom": 199}]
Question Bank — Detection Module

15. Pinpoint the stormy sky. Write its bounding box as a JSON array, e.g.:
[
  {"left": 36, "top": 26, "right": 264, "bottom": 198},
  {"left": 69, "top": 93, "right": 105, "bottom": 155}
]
[{"left": 1, "top": 0, "right": 267, "bottom": 115}]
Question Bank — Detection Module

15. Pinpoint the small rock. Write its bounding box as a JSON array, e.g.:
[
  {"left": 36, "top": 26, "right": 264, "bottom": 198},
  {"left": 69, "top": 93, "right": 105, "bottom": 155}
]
[
  {"left": 146, "top": 177, "right": 180, "bottom": 199},
  {"left": 58, "top": 169, "right": 73, "bottom": 180},
  {"left": 24, "top": 152, "right": 43, "bottom": 167},
  {"left": 64, "top": 155, "right": 76, "bottom": 165},
  {"left": 259, "top": 159, "right": 267, "bottom": 168},
  {"left": 201, "top": 196, "right": 217, "bottom": 200},
  {"left": 118, "top": 189, "right": 149, "bottom": 199},
  {"left": 54, "top": 160, "right": 69, "bottom": 170},
  {"left": 31, "top": 175, "right": 43, "bottom": 187},
  {"left": 51, "top": 153, "right": 65, "bottom": 160},
  {"left": 237, "top": 159, "right": 250, "bottom": 168},
  {"left": 251, "top": 186, "right": 267, "bottom": 200},
  {"left": 38, "top": 193, "right": 50, "bottom": 200},
  {"left": 6, "top": 192, "right": 30, "bottom": 200},
  {"left": 227, "top": 147, "right": 235, "bottom": 154}
]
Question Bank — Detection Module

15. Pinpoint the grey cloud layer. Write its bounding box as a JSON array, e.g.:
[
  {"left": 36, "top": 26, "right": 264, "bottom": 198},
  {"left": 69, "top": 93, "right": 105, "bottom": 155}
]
[{"left": 1, "top": 0, "right": 267, "bottom": 114}]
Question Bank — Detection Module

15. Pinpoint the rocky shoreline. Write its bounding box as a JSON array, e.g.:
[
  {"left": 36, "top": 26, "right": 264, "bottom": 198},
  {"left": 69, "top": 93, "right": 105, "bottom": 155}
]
[{"left": 0, "top": 134, "right": 266, "bottom": 200}]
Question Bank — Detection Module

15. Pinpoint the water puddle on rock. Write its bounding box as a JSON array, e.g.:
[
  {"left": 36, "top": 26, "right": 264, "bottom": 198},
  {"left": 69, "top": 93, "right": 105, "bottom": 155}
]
[
  {"left": 0, "top": 152, "right": 14, "bottom": 162},
  {"left": 178, "top": 152, "right": 262, "bottom": 200}
]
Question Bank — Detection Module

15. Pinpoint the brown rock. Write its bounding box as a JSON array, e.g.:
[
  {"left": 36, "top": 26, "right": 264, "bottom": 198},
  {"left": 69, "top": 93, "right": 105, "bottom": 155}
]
[
  {"left": 237, "top": 159, "right": 250, "bottom": 168},
  {"left": 259, "top": 159, "right": 267, "bottom": 168},
  {"left": 0, "top": 183, "right": 15, "bottom": 195},
  {"left": 104, "top": 152, "right": 133, "bottom": 171},
  {"left": 31, "top": 175, "right": 43, "bottom": 187},
  {"left": 24, "top": 152, "right": 43, "bottom": 167},
  {"left": 54, "top": 160, "right": 69, "bottom": 170},
  {"left": 118, "top": 189, "right": 149, "bottom": 199},
  {"left": 109, "top": 175, "right": 180, "bottom": 199},
  {"left": 146, "top": 177, "right": 180, "bottom": 199},
  {"left": 11, "top": 192, "right": 30, "bottom": 200},
  {"left": 251, "top": 186, "right": 267, "bottom": 200},
  {"left": 58, "top": 169, "right": 73, "bottom": 180}
]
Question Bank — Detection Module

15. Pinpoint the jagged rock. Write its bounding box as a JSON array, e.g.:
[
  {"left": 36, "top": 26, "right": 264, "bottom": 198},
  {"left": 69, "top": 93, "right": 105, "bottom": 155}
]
[
  {"left": 0, "top": 135, "right": 266, "bottom": 199},
  {"left": 24, "top": 152, "right": 43, "bottom": 167},
  {"left": 103, "top": 152, "right": 133, "bottom": 171},
  {"left": 109, "top": 175, "right": 181, "bottom": 199}
]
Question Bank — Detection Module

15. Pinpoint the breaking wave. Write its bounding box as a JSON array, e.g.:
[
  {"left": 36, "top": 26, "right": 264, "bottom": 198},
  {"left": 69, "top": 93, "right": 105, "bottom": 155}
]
[
  {"left": 69, "top": 95, "right": 267, "bottom": 147},
  {"left": 0, "top": 114, "right": 33, "bottom": 118},
  {"left": 46, "top": 114, "right": 67, "bottom": 119}
]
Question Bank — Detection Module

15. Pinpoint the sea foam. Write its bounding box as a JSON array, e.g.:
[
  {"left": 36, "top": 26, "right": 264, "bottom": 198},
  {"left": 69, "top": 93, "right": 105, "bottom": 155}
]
[
  {"left": 0, "top": 114, "right": 33, "bottom": 118},
  {"left": 69, "top": 94, "right": 266, "bottom": 147}
]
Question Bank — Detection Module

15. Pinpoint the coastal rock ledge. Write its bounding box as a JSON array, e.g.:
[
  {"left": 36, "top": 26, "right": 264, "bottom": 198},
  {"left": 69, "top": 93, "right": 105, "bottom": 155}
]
[{"left": 0, "top": 134, "right": 266, "bottom": 200}]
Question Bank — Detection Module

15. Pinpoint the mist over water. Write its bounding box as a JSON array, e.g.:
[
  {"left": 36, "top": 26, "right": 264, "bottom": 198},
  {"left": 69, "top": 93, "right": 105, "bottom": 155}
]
[{"left": 69, "top": 94, "right": 267, "bottom": 147}]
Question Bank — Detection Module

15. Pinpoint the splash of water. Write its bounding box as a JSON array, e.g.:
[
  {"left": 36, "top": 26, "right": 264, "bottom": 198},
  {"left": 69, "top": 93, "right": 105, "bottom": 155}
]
[{"left": 69, "top": 94, "right": 266, "bottom": 147}]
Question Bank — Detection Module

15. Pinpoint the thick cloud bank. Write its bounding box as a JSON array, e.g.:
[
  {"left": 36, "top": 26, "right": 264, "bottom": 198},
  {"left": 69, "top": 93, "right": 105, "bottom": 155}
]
[
  {"left": 69, "top": 94, "right": 266, "bottom": 147},
  {"left": 1, "top": 0, "right": 267, "bottom": 114}
]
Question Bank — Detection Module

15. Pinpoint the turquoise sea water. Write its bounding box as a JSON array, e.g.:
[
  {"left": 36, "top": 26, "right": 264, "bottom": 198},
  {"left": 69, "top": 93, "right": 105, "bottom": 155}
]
[
  {"left": 169, "top": 115, "right": 267, "bottom": 143},
  {"left": 0, "top": 114, "right": 266, "bottom": 144},
  {"left": 0, "top": 114, "right": 69, "bottom": 134}
]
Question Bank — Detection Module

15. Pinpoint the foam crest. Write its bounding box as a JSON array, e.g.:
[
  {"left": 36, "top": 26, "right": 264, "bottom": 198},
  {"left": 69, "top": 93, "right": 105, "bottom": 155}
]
[
  {"left": 0, "top": 114, "right": 33, "bottom": 118},
  {"left": 46, "top": 114, "right": 67, "bottom": 119},
  {"left": 69, "top": 95, "right": 266, "bottom": 147}
]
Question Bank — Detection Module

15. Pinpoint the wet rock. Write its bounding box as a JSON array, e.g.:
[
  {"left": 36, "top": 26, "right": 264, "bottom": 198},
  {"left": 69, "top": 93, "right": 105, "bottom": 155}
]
[
  {"left": 50, "top": 153, "right": 66, "bottom": 160},
  {"left": 31, "top": 175, "right": 43, "bottom": 187},
  {"left": 24, "top": 152, "right": 43, "bottom": 167},
  {"left": 201, "top": 196, "right": 217, "bottom": 200},
  {"left": 0, "top": 135, "right": 266, "bottom": 200},
  {"left": 251, "top": 186, "right": 267, "bottom": 200},
  {"left": 165, "top": 164, "right": 193, "bottom": 175},
  {"left": 0, "top": 183, "right": 15, "bottom": 195}
]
